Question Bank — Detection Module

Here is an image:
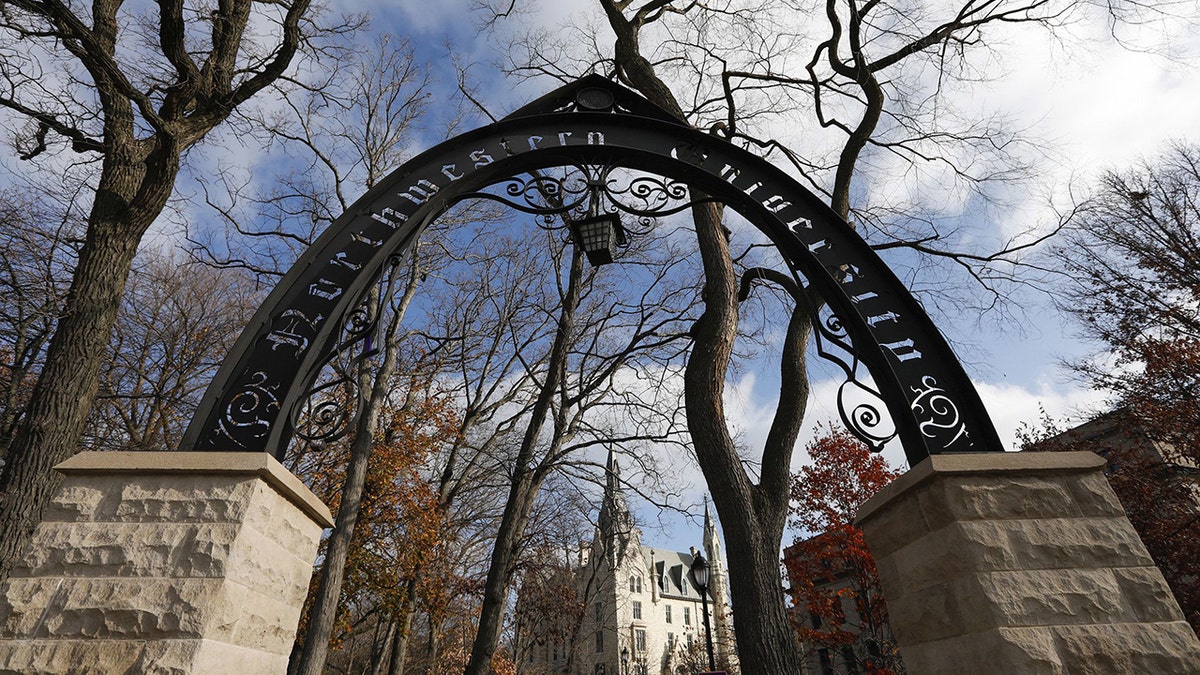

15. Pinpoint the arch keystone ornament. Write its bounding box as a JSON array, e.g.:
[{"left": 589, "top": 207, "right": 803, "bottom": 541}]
[{"left": 181, "top": 74, "right": 1004, "bottom": 465}]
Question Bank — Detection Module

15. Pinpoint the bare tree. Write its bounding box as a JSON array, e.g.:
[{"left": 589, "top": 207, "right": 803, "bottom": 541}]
[
  {"left": 0, "top": 187, "right": 76, "bottom": 459},
  {"left": 87, "top": 252, "right": 260, "bottom": 451},
  {"left": 432, "top": 206, "right": 695, "bottom": 673},
  {"left": 482, "top": 1, "right": 1191, "bottom": 672},
  {"left": 0, "top": 0, "right": 344, "bottom": 581}
]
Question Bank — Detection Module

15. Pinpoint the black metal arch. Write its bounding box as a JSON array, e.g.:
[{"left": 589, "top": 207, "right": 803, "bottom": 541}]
[{"left": 181, "top": 75, "right": 1003, "bottom": 465}]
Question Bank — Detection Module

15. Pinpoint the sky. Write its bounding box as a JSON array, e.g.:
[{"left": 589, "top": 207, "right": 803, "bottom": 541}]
[
  {"left": 294, "top": 0, "right": 1200, "bottom": 552},
  {"left": 6, "top": 0, "right": 1196, "bottom": 555},
  {"left": 350, "top": 1, "right": 1200, "bottom": 551}
]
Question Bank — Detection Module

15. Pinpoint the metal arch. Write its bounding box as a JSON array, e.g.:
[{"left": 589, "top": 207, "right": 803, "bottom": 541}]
[{"left": 180, "top": 76, "right": 1004, "bottom": 465}]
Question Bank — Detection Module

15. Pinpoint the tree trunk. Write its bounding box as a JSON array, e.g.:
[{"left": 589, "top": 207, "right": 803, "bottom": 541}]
[
  {"left": 0, "top": 147, "right": 177, "bottom": 582},
  {"left": 462, "top": 247, "right": 585, "bottom": 675},
  {"left": 388, "top": 578, "right": 418, "bottom": 675}
]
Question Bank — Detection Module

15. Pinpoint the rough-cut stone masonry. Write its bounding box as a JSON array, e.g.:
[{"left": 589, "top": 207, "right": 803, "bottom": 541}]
[
  {"left": 0, "top": 452, "right": 332, "bottom": 675},
  {"left": 856, "top": 451, "right": 1200, "bottom": 674}
]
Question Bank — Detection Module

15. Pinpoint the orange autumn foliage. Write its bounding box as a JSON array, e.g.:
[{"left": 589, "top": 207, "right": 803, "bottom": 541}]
[
  {"left": 785, "top": 425, "right": 904, "bottom": 675},
  {"left": 295, "top": 390, "right": 459, "bottom": 647}
]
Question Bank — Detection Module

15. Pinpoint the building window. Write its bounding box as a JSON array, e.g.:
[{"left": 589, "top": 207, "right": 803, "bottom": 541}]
[
  {"left": 632, "top": 600, "right": 642, "bottom": 620},
  {"left": 629, "top": 574, "right": 642, "bottom": 593},
  {"left": 684, "top": 606, "right": 691, "bottom": 626},
  {"left": 596, "top": 630, "right": 604, "bottom": 653},
  {"left": 595, "top": 602, "right": 603, "bottom": 622},
  {"left": 635, "top": 628, "right": 646, "bottom": 652},
  {"left": 665, "top": 605, "right": 672, "bottom": 623},
  {"left": 667, "top": 632, "right": 675, "bottom": 647}
]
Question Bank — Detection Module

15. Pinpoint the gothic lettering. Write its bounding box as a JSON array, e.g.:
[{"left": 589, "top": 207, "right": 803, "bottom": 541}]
[
  {"left": 398, "top": 179, "right": 440, "bottom": 206},
  {"left": 350, "top": 231, "right": 383, "bottom": 248},
  {"left": 265, "top": 310, "right": 325, "bottom": 357},
  {"left": 881, "top": 338, "right": 922, "bottom": 362},
  {"left": 528, "top": 135, "right": 543, "bottom": 150},
  {"left": 442, "top": 164, "right": 463, "bottom": 180},
  {"left": 370, "top": 207, "right": 407, "bottom": 229},
  {"left": 587, "top": 131, "right": 605, "bottom": 145},
  {"left": 762, "top": 195, "right": 791, "bottom": 213},
  {"left": 558, "top": 132, "right": 573, "bottom": 145},
  {"left": 470, "top": 149, "right": 494, "bottom": 167},
  {"left": 866, "top": 310, "right": 901, "bottom": 328},
  {"left": 308, "top": 278, "right": 343, "bottom": 301},
  {"left": 784, "top": 216, "right": 811, "bottom": 232},
  {"left": 330, "top": 251, "right": 363, "bottom": 271}
]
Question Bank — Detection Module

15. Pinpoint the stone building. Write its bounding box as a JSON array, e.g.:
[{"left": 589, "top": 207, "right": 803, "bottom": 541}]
[{"left": 516, "top": 453, "right": 737, "bottom": 674}]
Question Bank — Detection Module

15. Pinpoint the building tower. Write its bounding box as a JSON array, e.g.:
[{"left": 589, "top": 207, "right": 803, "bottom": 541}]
[
  {"left": 521, "top": 450, "right": 739, "bottom": 674},
  {"left": 703, "top": 498, "right": 738, "bottom": 672}
]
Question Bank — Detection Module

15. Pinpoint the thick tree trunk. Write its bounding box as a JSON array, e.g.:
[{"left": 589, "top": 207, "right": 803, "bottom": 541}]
[
  {"left": 294, "top": 426, "right": 374, "bottom": 675},
  {"left": 0, "top": 148, "right": 177, "bottom": 582}
]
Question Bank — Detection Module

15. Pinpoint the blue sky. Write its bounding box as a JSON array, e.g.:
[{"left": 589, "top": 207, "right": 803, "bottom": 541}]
[
  {"left": 318, "top": 0, "right": 1200, "bottom": 551},
  {"left": 6, "top": 0, "right": 1195, "bottom": 555}
]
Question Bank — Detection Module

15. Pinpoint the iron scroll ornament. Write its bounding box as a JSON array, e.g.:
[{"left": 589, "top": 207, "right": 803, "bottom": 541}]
[{"left": 181, "top": 76, "right": 1004, "bottom": 466}]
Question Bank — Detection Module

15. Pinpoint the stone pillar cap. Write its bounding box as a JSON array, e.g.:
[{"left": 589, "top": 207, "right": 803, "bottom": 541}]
[
  {"left": 855, "top": 450, "right": 1104, "bottom": 525},
  {"left": 56, "top": 451, "right": 334, "bottom": 528}
]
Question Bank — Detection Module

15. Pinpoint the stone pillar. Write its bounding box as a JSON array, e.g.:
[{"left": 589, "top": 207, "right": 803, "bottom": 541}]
[
  {"left": 0, "top": 451, "right": 333, "bottom": 674},
  {"left": 855, "top": 451, "right": 1200, "bottom": 674}
]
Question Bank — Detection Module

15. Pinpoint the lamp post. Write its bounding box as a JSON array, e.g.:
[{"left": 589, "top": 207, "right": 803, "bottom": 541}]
[
  {"left": 689, "top": 551, "right": 717, "bottom": 672},
  {"left": 621, "top": 645, "right": 629, "bottom": 675}
]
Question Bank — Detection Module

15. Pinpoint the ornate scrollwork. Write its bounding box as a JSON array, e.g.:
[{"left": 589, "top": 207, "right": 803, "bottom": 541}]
[
  {"left": 289, "top": 264, "right": 393, "bottom": 444},
  {"left": 837, "top": 380, "right": 897, "bottom": 452},
  {"left": 215, "top": 371, "right": 281, "bottom": 448},
  {"left": 791, "top": 265, "right": 900, "bottom": 452},
  {"left": 458, "top": 162, "right": 717, "bottom": 238},
  {"left": 910, "top": 375, "right": 970, "bottom": 449}
]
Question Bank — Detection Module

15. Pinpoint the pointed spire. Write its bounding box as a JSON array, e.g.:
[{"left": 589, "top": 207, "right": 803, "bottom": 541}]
[
  {"left": 597, "top": 448, "right": 636, "bottom": 566},
  {"left": 703, "top": 496, "right": 722, "bottom": 562}
]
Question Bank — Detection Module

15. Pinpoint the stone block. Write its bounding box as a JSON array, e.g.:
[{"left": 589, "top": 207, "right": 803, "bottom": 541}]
[
  {"left": 1050, "top": 622, "right": 1200, "bottom": 674},
  {"left": 241, "top": 480, "right": 328, "bottom": 560},
  {"left": 855, "top": 489, "right": 929, "bottom": 558},
  {"left": 0, "top": 637, "right": 288, "bottom": 675},
  {"left": 11, "top": 522, "right": 241, "bottom": 579},
  {"left": 0, "top": 577, "right": 221, "bottom": 640},
  {"left": 0, "top": 451, "right": 331, "bottom": 674},
  {"left": 1111, "top": 567, "right": 1187, "bottom": 624},
  {"left": 1065, "top": 471, "right": 1127, "bottom": 518},
  {"left": 882, "top": 581, "right": 968, "bottom": 645},
  {"left": 973, "top": 568, "right": 1128, "bottom": 627},
  {"left": 861, "top": 452, "right": 1200, "bottom": 674},
  {"left": 901, "top": 627, "right": 1064, "bottom": 675},
  {"left": 204, "top": 580, "right": 307, "bottom": 655},
  {"left": 923, "top": 474, "right": 1081, "bottom": 523}
]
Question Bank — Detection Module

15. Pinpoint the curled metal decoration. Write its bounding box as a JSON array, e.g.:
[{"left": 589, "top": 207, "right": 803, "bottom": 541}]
[
  {"left": 459, "top": 162, "right": 715, "bottom": 235},
  {"left": 791, "top": 263, "right": 899, "bottom": 452},
  {"left": 214, "top": 371, "right": 281, "bottom": 449},
  {"left": 837, "top": 380, "right": 898, "bottom": 451},
  {"left": 289, "top": 260, "right": 394, "bottom": 444}
]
